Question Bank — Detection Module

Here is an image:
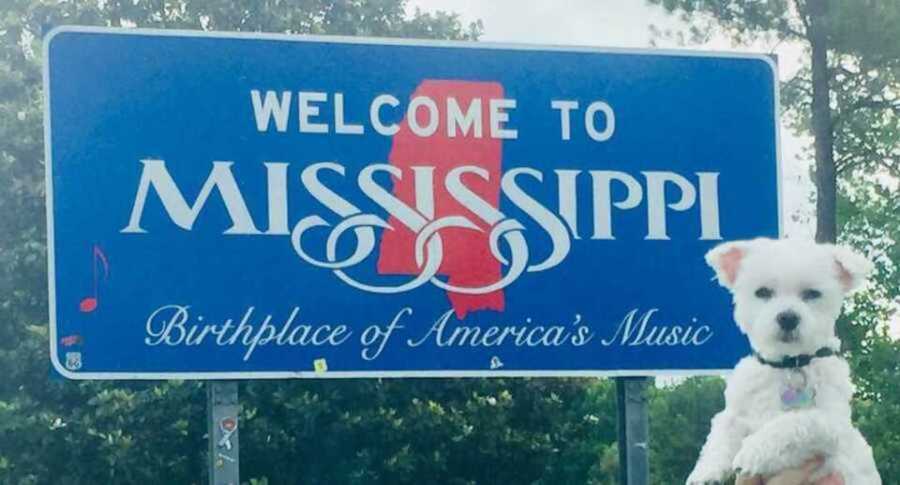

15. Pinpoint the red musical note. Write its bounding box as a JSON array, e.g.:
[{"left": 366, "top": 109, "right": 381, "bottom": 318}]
[{"left": 79, "top": 244, "right": 109, "bottom": 313}]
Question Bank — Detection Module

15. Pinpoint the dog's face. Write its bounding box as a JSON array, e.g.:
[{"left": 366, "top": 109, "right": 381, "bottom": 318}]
[{"left": 706, "top": 238, "right": 873, "bottom": 358}]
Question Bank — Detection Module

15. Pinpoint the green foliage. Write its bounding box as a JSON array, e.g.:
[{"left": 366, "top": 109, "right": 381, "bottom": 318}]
[
  {"left": 239, "top": 378, "right": 615, "bottom": 484},
  {"left": 839, "top": 177, "right": 900, "bottom": 478},
  {"left": 648, "top": 378, "right": 725, "bottom": 484},
  {"left": 651, "top": 0, "right": 796, "bottom": 44}
]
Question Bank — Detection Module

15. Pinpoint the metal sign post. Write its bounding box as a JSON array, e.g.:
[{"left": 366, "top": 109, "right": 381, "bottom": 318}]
[
  {"left": 207, "top": 382, "right": 239, "bottom": 485},
  {"left": 616, "top": 377, "right": 650, "bottom": 485}
]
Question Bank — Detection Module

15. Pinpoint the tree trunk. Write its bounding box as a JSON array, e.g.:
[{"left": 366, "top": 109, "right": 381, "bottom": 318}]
[
  {"left": 808, "top": 0, "right": 837, "bottom": 243},
  {"left": 109, "top": 0, "right": 122, "bottom": 27}
]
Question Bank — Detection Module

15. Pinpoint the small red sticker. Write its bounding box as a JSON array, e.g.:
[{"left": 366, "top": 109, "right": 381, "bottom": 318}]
[
  {"left": 221, "top": 417, "right": 236, "bottom": 432},
  {"left": 60, "top": 335, "right": 83, "bottom": 346}
]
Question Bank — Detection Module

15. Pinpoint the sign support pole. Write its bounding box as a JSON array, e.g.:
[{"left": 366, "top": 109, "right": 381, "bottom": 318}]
[
  {"left": 208, "top": 381, "right": 240, "bottom": 485},
  {"left": 616, "top": 376, "right": 650, "bottom": 485}
]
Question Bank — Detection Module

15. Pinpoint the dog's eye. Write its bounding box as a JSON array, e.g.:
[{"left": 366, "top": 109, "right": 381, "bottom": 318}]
[
  {"left": 755, "top": 287, "right": 774, "bottom": 299},
  {"left": 801, "top": 289, "right": 822, "bottom": 301}
]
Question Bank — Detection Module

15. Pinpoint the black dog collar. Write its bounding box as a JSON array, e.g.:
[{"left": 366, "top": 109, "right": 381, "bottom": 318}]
[{"left": 753, "top": 347, "right": 837, "bottom": 369}]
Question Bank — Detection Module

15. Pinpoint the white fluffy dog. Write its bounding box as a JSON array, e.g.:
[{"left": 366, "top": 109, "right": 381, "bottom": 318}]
[{"left": 686, "top": 238, "right": 881, "bottom": 485}]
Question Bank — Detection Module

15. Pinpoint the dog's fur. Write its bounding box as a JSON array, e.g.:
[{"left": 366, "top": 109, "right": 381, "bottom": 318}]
[{"left": 686, "top": 238, "right": 881, "bottom": 485}]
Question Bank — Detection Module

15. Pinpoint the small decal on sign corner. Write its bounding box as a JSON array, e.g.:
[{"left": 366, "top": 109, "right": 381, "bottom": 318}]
[{"left": 64, "top": 352, "right": 82, "bottom": 371}]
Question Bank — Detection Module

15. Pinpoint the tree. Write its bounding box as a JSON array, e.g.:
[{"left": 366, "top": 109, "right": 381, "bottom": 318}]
[
  {"left": 648, "top": 0, "right": 900, "bottom": 480},
  {"left": 648, "top": 378, "right": 726, "bottom": 484},
  {"left": 650, "top": 0, "right": 900, "bottom": 244}
]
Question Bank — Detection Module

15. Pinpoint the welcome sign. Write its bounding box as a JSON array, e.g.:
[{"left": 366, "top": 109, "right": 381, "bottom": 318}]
[{"left": 45, "top": 27, "right": 780, "bottom": 379}]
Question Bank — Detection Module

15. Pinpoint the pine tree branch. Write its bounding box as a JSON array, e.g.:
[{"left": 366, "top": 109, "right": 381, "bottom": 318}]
[
  {"left": 851, "top": 98, "right": 900, "bottom": 113},
  {"left": 783, "top": 74, "right": 813, "bottom": 97},
  {"left": 837, "top": 149, "right": 900, "bottom": 179},
  {"left": 782, "top": 24, "right": 807, "bottom": 40},
  {"left": 792, "top": 0, "right": 812, "bottom": 38},
  {"left": 833, "top": 95, "right": 900, "bottom": 128}
]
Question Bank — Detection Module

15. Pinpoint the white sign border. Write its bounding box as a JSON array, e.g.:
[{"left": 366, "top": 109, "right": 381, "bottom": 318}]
[{"left": 44, "top": 25, "right": 784, "bottom": 380}]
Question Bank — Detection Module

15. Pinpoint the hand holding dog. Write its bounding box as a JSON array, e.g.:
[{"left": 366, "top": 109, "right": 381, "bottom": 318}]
[{"left": 736, "top": 457, "right": 844, "bottom": 485}]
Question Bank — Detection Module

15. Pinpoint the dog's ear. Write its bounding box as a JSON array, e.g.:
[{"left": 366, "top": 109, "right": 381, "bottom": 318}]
[
  {"left": 705, "top": 240, "right": 752, "bottom": 289},
  {"left": 826, "top": 244, "right": 873, "bottom": 292}
]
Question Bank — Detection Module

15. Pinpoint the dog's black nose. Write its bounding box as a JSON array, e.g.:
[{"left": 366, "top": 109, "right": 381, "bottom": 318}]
[{"left": 777, "top": 311, "right": 800, "bottom": 331}]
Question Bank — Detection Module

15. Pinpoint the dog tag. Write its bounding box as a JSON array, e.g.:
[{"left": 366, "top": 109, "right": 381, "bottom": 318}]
[{"left": 781, "top": 369, "right": 815, "bottom": 410}]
